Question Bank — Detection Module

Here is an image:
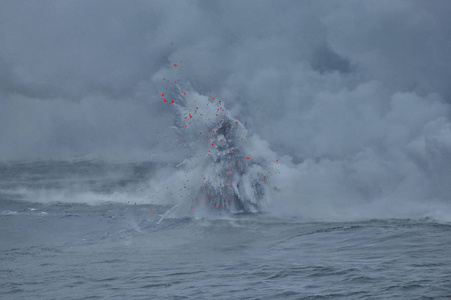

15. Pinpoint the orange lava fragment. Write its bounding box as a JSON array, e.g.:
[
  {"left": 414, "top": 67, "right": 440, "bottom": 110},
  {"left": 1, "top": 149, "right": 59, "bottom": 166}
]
[
  {"left": 149, "top": 210, "right": 153, "bottom": 213},
  {"left": 208, "top": 150, "right": 211, "bottom": 153},
  {"left": 235, "top": 122, "right": 238, "bottom": 125},
  {"left": 276, "top": 160, "right": 279, "bottom": 162},
  {"left": 228, "top": 170, "right": 231, "bottom": 172},
  {"left": 184, "top": 124, "right": 187, "bottom": 127},
  {"left": 171, "top": 100, "right": 174, "bottom": 103},
  {"left": 183, "top": 92, "right": 186, "bottom": 95},
  {"left": 174, "top": 64, "right": 177, "bottom": 67},
  {"left": 189, "top": 113, "right": 192, "bottom": 118},
  {"left": 247, "top": 157, "right": 251, "bottom": 159},
  {"left": 211, "top": 97, "right": 215, "bottom": 100},
  {"left": 161, "top": 93, "right": 164, "bottom": 97},
  {"left": 206, "top": 136, "right": 209, "bottom": 139},
  {"left": 164, "top": 99, "right": 168, "bottom": 102},
  {"left": 228, "top": 152, "right": 231, "bottom": 154},
  {"left": 217, "top": 205, "right": 220, "bottom": 208},
  {"left": 264, "top": 176, "right": 267, "bottom": 179}
]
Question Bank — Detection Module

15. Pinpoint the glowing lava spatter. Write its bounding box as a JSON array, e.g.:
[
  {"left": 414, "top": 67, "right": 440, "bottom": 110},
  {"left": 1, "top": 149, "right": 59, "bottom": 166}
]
[{"left": 164, "top": 86, "right": 272, "bottom": 213}]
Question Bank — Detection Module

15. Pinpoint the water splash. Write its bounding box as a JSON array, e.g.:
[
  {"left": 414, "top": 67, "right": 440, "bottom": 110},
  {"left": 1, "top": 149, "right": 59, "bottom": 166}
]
[{"left": 150, "top": 86, "right": 275, "bottom": 214}]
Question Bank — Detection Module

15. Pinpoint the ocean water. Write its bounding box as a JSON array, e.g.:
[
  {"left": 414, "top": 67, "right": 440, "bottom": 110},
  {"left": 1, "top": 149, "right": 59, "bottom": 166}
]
[{"left": 1, "top": 161, "right": 451, "bottom": 299}]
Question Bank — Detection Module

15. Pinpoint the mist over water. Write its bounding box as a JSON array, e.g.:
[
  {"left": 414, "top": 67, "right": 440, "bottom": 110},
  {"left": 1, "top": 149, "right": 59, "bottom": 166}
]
[
  {"left": 1, "top": 1, "right": 451, "bottom": 221},
  {"left": 3, "top": 3, "right": 451, "bottom": 298},
  {"left": 3, "top": 8, "right": 451, "bottom": 299}
]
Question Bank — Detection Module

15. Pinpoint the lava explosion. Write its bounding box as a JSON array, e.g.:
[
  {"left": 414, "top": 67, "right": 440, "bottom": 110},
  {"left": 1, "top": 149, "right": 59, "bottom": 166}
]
[{"left": 152, "top": 86, "right": 275, "bottom": 214}]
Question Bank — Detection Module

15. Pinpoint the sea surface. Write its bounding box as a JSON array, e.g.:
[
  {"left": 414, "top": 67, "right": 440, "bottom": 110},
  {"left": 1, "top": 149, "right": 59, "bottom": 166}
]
[{"left": 1, "top": 161, "right": 450, "bottom": 299}]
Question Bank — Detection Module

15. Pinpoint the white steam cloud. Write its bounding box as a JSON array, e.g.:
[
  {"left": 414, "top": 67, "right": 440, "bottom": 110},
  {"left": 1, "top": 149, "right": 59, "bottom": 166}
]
[{"left": 1, "top": 1, "right": 451, "bottom": 220}]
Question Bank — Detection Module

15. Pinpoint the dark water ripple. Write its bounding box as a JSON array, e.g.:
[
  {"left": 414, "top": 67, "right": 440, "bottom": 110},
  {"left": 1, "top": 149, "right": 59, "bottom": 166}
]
[
  {"left": 1, "top": 161, "right": 451, "bottom": 299},
  {"left": 2, "top": 207, "right": 451, "bottom": 299}
]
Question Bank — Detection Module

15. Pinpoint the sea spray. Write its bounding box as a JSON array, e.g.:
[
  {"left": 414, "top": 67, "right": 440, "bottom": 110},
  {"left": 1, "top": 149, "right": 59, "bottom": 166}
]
[{"left": 149, "top": 87, "right": 277, "bottom": 215}]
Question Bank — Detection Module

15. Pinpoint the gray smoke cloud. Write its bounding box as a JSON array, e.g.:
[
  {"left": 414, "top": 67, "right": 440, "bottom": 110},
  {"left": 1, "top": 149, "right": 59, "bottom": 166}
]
[{"left": 1, "top": 0, "right": 451, "bottom": 218}]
